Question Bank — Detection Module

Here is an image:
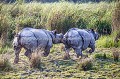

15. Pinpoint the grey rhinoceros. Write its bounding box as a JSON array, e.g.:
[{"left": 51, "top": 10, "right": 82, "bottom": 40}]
[
  {"left": 63, "top": 28, "right": 99, "bottom": 59},
  {"left": 13, "top": 27, "right": 63, "bottom": 63}
]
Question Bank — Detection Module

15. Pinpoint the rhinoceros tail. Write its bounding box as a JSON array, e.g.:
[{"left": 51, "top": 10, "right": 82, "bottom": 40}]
[{"left": 13, "top": 34, "right": 21, "bottom": 47}]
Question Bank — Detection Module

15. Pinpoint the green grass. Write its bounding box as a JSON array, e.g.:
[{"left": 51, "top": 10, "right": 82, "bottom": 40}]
[
  {"left": 96, "top": 35, "right": 120, "bottom": 48},
  {"left": 0, "top": 2, "right": 117, "bottom": 48},
  {"left": 0, "top": 45, "right": 120, "bottom": 79},
  {"left": 0, "top": 2, "right": 115, "bottom": 34}
]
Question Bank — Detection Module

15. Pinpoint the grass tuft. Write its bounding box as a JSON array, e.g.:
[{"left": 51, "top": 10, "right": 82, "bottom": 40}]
[
  {"left": 0, "top": 55, "right": 13, "bottom": 71},
  {"left": 77, "top": 57, "right": 94, "bottom": 71},
  {"left": 30, "top": 49, "right": 42, "bottom": 68},
  {"left": 112, "top": 49, "right": 119, "bottom": 62}
]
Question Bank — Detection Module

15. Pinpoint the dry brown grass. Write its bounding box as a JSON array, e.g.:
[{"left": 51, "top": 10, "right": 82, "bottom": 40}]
[
  {"left": 112, "top": 49, "right": 119, "bottom": 61},
  {"left": 29, "top": 49, "right": 43, "bottom": 68},
  {"left": 77, "top": 57, "right": 94, "bottom": 71},
  {"left": 112, "top": 2, "right": 120, "bottom": 31},
  {"left": 0, "top": 55, "right": 13, "bottom": 71}
]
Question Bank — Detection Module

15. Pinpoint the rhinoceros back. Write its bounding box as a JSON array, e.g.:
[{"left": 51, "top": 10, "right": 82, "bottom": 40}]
[
  {"left": 16, "top": 28, "right": 53, "bottom": 50},
  {"left": 76, "top": 29, "right": 92, "bottom": 50},
  {"left": 64, "top": 28, "right": 93, "bottom": 50}
]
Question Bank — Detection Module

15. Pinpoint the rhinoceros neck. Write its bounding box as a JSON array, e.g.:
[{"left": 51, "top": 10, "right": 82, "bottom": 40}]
[{"left": 48, "top": 32, "right": 55, "bottom": 43}]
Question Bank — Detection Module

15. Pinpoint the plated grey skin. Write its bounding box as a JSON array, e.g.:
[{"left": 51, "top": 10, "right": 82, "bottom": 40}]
[
  {"left": 63, "top": 28, "right": 99, "bottom": 59},
  {"left": 13, "top": 27, "right": 63, "bottom": 63}
]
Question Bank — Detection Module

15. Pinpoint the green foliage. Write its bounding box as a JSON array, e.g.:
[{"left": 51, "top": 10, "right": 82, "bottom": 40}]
[
  {"left": 94, "top": 53, "right": 107, "bottom": 59},
  {"left": 0, "top": 2, "right": 118, "bottom": 48},
  {"left": 96, "top": 20, "right": 112, "bottom": 35},
  {"left": 112, "top": 2, "right": 120, "bottom": 32},
  {"left": 96, "top": 35, "right": 116, "bottom": 48},
  {"left": 0, "top": 46, "right": 13, "bottom": 54},
  {"left": 0, "top": 2, "right": 114, "bottom": 34}
]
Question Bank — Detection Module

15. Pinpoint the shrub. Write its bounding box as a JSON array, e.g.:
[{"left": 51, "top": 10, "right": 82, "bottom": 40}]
[
  {"left": 0, "top": 55, "right": 13, "bottom": 71},
  {"left": 96, "top": 20, "right": 112, "bottom": 35},
  {"left": 77, "top": 57, "right": 93, "bottom": 71},
  {"left": 96, "top": 36, "right": 115, "bottom": 48},
  {"left": 0, "top": 2, "right": 115, "bottom": 47},
  {"left": 112, "top": 50, "right": 119, "bottom": 62},
  {"left": 0, "top": 46, "right": 13, "bottom": 54},
  {"left": 112, "top": 2, "right": 120, "bottom": 32},
  {"left": 30, "top": 49, "right": 42, "bottom": 68},
  {"left": 94, "top": 53, "right": 107, "bottom": 59}
]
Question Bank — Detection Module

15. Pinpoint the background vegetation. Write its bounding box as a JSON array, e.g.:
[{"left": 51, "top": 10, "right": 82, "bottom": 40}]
[
  {"left": 0, "top": 0, "right": 117, "bottom": 3},
  {"left": 0, "top": 1, "right": 120, "bottom": 78},
  {"left": 0, "top": 1, "right": 118, "bottom": 47}
]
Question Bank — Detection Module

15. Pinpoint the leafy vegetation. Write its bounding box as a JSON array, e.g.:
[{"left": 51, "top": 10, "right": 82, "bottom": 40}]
[
  {"left": 0, "top": 1, "right": 120, "bottom": 79},
  {"left": 0, "top": 2, "right": 115, "bottom": 47},
  {"left": 77, "top": 57, "right": 94, "bottom": 71},
  {"left": 0, "top": 55, "right": 13, "bottom": 71}
]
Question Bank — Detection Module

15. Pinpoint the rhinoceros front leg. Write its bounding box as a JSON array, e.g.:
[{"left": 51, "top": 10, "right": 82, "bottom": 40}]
[
  {"left": 89, "top": 44, "right": 95, "bottom": 53},
  {"left": 24, "top": 49, "right": 32, "bottom": 60},
  {"left": 74, "top": 48, "right": 88, "bottom": 58},
  {"left": 74, "top": 48, "right": 82, "bottom": 58},
  {"left": 14, "top": 46, "right": 21, "bottom": 64},
  {"left": 63, "top": 46, "right": 70, "bottom": 60},
  {"left": 42, "top": 47, "right": 50, "bottom": 57}
]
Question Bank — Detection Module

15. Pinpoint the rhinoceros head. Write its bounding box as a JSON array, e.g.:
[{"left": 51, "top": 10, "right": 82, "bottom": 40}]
[
  {"left": 51, "top": 30, "right": 63, "bottom": 44},
  {"left": 91, "top": 29, "right": 99, "bottom": 40}
]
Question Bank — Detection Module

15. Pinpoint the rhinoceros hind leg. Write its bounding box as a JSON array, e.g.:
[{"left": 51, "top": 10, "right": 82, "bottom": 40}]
[
  {"left": 14, "top": 46, "right": 21, "bottom": 64},
  {"left": 42, "top": 47, "right": 50, "bottom": 57},
  {"left": 24, "top": 49, "right": 32, "bottom": 60},
  {"left": 63, "top": 47, "right": 70, "bottom": 60}
]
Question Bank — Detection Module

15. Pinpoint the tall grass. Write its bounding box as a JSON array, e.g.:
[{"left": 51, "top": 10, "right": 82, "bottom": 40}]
[
  {"left": 0, "top": 2, "right": 114, "bottom": 32},
  {"left": 0, "top": 54, "right": 13, "bottom": 71},
  {"left": 0, "top": 2, "right": 117, "bottom": 47},
  {"left": 96, "top": 34, "right": 120, "bottom": 48}
]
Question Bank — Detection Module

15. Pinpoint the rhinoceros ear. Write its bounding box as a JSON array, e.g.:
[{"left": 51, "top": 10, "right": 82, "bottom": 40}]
[
  {"left": 52, "top": 29, "right": 57, "bottom": 35},
  {"left": 91, "top": 29, "right": 95, "bottom": 33}
]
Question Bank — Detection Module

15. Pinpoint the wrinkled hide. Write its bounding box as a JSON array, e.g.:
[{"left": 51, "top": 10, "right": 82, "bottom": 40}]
[
  {"left": 63, "top": 28, "right": 99, "bottom": 59},
  {"left": 13, "top": 28, "right": 63, "bottom": 63}
]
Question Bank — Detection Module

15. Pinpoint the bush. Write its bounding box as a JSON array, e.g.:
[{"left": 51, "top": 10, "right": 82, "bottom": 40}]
[
  {"left": 1, "top": 2, "right": 114, "bottom": 33},
  {"left": 94, "top": 53, "right": 108, "bottom": 59},
  {"left": 77, "top": 57, "right": 93, "bottom": 71},
  {"left": 0, "top": 55, "right": 13, "bottom": 71},
  {"left": 112, "top": 2, "right": 120, "bottom": 32},
  {"left": 0, "top": 2, "right": 115, "bottom": 47},
  {"left": 112, "top": 50, "right": 119, "bottom": 62},
  {"left": 96, "top": 20, "right": 112, "bottom": 35},
  {"left": 30, "top": 49, "right": 42, "bottom": 68}
]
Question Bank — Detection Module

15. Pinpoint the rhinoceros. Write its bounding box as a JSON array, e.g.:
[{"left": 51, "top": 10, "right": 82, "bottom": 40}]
[
  {"left": 63, "top": 28, "right": 99, "bottom": 59},
  {"left": 13, "top": 27, "right": 63, "bottom": 63}
]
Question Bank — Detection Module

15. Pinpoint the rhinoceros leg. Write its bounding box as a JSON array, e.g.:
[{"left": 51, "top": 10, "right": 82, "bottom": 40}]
[
  {"left": 42, "top": 47, "right": 50, "bottom": 57},
  {"left": 24, "top": 49, "right": 32, "bottom": 60},
  {"left": 89, "top": 44, "right": 95, "bottom": 53},
  {"left": 74, "top": 48, "right": 88, "bottom": 58},
  {"left": 74, "top": 48, "right": 82, "bottom": 58},
  {"left": 14, "top": 46, "right": 21, "bottom": 64},
  {"left": 64, "top": 46, "right": 70, "bottom": 60}
]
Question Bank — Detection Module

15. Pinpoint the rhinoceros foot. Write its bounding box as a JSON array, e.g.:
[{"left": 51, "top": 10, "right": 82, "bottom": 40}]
[
  {"left": 89, "top": 49, "right": 93, "bottom": 53},
  {"left": 14, "top": 58, "right": 19, "bottom": 64},
  {"left": 63, "top": 54, "right": 70, "bottom": 60},
  {"left": 41, "top": 53, "right": 49, "bottom": 57},
  {"left": 81, "top": 55, "right": 88, "bottom": 59}
]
